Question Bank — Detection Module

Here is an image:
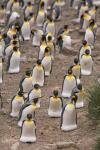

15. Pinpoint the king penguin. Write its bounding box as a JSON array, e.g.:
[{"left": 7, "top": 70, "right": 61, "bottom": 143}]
[
  {"left": 7, "top": 26, "right": 17, "bottom": 39},
  {"left": 20, "top": 113, "right": 36, "bottom": 143},
  {"left": 18, "top": 98, "right": 38, "bottom": 127},
  {"left": 73, "top": 84, "right": 85, "bottom": 108},
  {"left": 38, "top": 35, "right": 47, "bottom": 60},
  {"left": 84, "top": 22, "right": 95, "bottom": 48},
  {"left": 48, "top": 90, "right": 63, "bottom": 117},
  {"left": 10, "top": 91, "right": 25, "bottom": 117},
  {"left": 44, "top": 17, "right": 55, "bottom": 37},
  {"left": 24, "top": 2, "right": 34, "bottom": 18},
  {"left": 11, "top": 0, "right": 20, "bottom": 13},
  {"left": 7, "top": 46, "right": 21, "bottom": 74},
  {"left": 71, "top": 58, "right": 81, "bottom": 84},
  {"left": 79, "top": 40, "right": 91, "bottom": 62},
  {"left": 62, "top": 69, "right": 77, "bottom": 98},
  {"left": 36, "top": 1, "right": 46, "bottom": 27},
  {"left": 19, "top": 70, "right": 33, "bottom": 97},
  {"left": 32, "top": 28, "right": 43, "bottom": 47},
  {"left": 82, "top": 10, "right": 91, "bottom": 31},
  {"left": 61, "top": 95, "right": 77, "bottom": 131},
  {"left": 32, "top": 60, "right": 45, "bottom": 87},
  {"left": 21, "top": 18, "right": 31, "bottom": 41},
  {"left": 0, "top": 58, "right": 3, "bottom": 84},
  {"left": 47, "top": 34, "right": 55, "bottom": 59},
  {"left": 42, "top": 47, "right": 52, "bottom": 76},
  {"left": 27, "top": 84, "right": 42, "bottom": 106},
  {"left": 80, "top": 49, "right": 93, "bottom": 75}
]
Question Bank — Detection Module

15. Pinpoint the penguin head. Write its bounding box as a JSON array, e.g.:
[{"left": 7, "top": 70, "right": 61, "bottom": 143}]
[
  {"left": 47, "top": 35, "right": 52, "bottom": 41},
  {"left": 77, "top": 84, "right": 82, "bottom": 91},
  {"left": 27, "top": 1, "right": 32, "bottom": 6},
  {"left": 71, "top": 94, "right": 78, "bottom": 104},
  {"left": 74, "top": 58, "right": 79, "bottom": 65},
  {"left": 89, "top": 19, "right": 95, "bottom": 28},
  {"left": 15, "top": 22, "right": 21, "bottom": 31},
  {"left": 27, "top": 113, "right": 32, "bottom": 120},
  {"left": 85, "top": 49, "right": 90, "bottom": 55},
  {"left": 14, "top": 0, "right": 18, "bottom": 2},
  {"left": 32, "top": 98, "right": 38, "bottom": 105},
  {"left": 68, "top": 68, "right": 72, "bottom": 75},
  {"left": 1, "top": 4, "right": 5, "bottom": 10},
  {"left": 24, "top": 17, "right": 28, "bottom": 22},
  {"left": 34, "top": 84, "right": 39, "bottom": 90},
  {"left": 82, "top": 0, "right": 86, "bottom": 6},
  {"left": 44, "top": 47, "right": 50, "bottom": 55},
  {"left": 37, "top": 60, "right": 42, "bottom": 66},
  {"left": 13, "top": 46, "right": 18, "bottom": 52},
  {"left": 25, "top": 70, "right": 31, "bottom": 77},
  {"left": 18, "top": 91, "right": 23, "bottom": 97},
  {"left": 13, "top": 34, "right": 17, "bottom": 39},
  {"left": 53, "top": 90, "right": 58, "bottom": 97},
  {"left": 57, "top": 35, "right": 62, "bottom": 41},
  {"left": 64, "top": 25, "right": 68, "bottom": 31},
  {"left": 40, "top": 1, "right": 45, "bottom": 9},
  {"left": 41, "top": 35, "right": 46, "bottom": 42},
  {"left": 82, "top": 40, "right": 87, "bottom": 46},
  {"left": 12, "top": 40, "right": 17, "bottom": 45},
  {"left": 2, "top": 33, "right": 7, "bottom": 39}
]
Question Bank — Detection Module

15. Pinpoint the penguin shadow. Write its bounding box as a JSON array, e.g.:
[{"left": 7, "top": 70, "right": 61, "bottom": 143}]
[{"left": 61, "top": 48, "right": 78, "bottom": 56}]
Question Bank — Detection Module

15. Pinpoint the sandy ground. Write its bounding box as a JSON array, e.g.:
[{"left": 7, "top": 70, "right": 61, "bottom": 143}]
[{"left": 0, "top": 0, "right": 100, "bottom": 150}]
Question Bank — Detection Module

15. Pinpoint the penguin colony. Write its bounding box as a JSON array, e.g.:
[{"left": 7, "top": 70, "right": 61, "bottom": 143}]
[{"left": 0, "top": 0, "right": 99, "bottom": 143}]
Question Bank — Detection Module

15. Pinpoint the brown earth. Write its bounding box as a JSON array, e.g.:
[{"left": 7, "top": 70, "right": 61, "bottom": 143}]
[{"left": 0, "top": 0, "right": 100, "bottom": 150}]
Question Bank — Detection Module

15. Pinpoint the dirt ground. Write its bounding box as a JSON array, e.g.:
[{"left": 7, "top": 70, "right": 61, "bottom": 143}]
[{"left": 0, "top": 0, "right": 100, "bottom": 150}]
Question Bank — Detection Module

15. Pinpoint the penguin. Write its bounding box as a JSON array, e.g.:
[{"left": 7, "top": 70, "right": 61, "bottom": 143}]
[
  {"left": 18, "top": 98, "right": 38, "bottom": 127},
  {"left": 71, "top": 58, "right": 81, "bottom": 84},
  {"left": 7, "top": 26, "right": 17, "bottom": 39},
  {"left": 52, "top": 0, "right": 64, "bottom": 21},
  {"left": 80, "top": 49, "right": 93, "bottom": 75},
  {"left": 21, "top": 18, "right": 31, "bottom": 41},
  {"left": 11, "top": 0, "right": 20, "bottom": 13},
  {"left": 20, "top": 113, "right": 36, "bottom": 143},
  {"left": 82, "top": 10, "right": 91, "bottom": 31},
  {"left": 84, "top": 23, "right": 95, "bottom": 48},
  {"left": 6, "top": 0, "right": 14, "bottom": 14},
  {"left": 42, "top": 47, "right": 52, "bottom": 76},
  {"left": 19, "top": 70, "right": 33, "bottom": 97},
  {"left": 8, "top": 11, "right": 20, "bottom": 26},
  {"left": 57, "top": 25, "right": 72, "bottom": 50},
  {"left": 4, "top": 40, "right": 18, "bottom": 61},
  {"left": 79, "top": 40, "right": 91, "bottom": 62},
  {"left": 7, "top": 46, "right": 21, "bottom": 74},
  {"left": 62, "top": 69, "right": 77, "bottom": 98},
  {"left": 47, "top": 34, "right": 55, "bottom": 59},
  {"left": 36, "top": 1, "right": 46, "bottom": 27},
  {"left": 0, "top": 58, "right": 3, "bottom": 84},
  {"left": 32, "top": 28, "right": 43, "bottom": 47},
  {"left": 24, "top": 2, "right": 34, "bottom": 18},
  {"left": 78, "top": 1, "right": 88, "bottom": 19},
  {"left": 32, "top": 60, "right": 45, "bottom": 87},
  {"left": 29, "top": 13, "right": 35, "bottom": 29},
  {"left": 48, "top": 90, "right": 63, "bottom": 117},
  {"left": 89, "top": 19, "right": 97, "bottom": 38},
  {"left": 73, "top": 84, "right": 85, "bottom": 108},
  {"left": 52, "top": 1, "right": 61, "bottom": 21},
  {"left": 10, "top": 91, "right": 25, "bottom": 117},
  {"left": 44, "top": 17, "right": 55, "bottom": 37},
  {"left": 0, "top": 4, "right": 6, "bottom": 24},
  {"left": 61, "top": 95, "right": 77, "bottom": 131},
  {"left": 89, "top": 6, "right": 98, "bottom": 20},
  {"left": 27, "top": 84, "right": 42, "bottom": 107},
  {"left": 38, "top": 35, "right": 47, "bottom": 60}
]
